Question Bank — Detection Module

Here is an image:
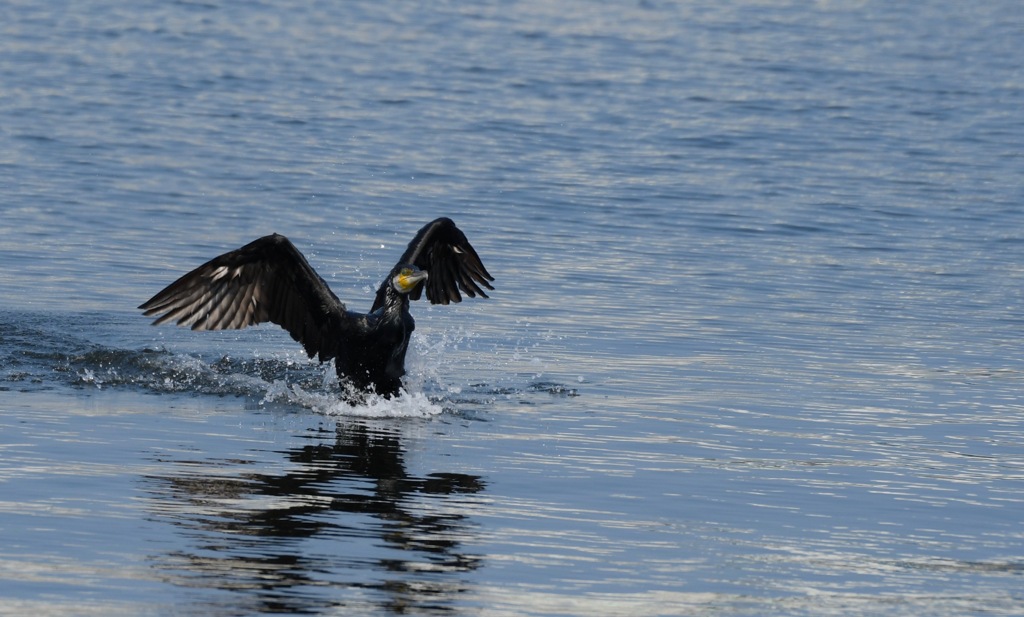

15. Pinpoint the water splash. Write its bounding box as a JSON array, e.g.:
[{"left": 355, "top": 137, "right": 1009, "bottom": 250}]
[
  {"left": 77, "top": 348, "right": 445, "bottom": 418},
  {"left": 262, "top": 381, "right": 444, "bottom": 418},
  {"left": 1, "top": 312, "right": 574, "bottom": 416}
]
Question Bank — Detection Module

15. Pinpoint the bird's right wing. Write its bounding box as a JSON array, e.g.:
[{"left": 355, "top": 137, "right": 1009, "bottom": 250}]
[{"left": 139, "top": 234, "right": 347, "bottom": 362}]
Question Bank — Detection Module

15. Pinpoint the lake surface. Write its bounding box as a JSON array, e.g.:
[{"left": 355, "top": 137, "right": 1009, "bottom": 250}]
[{"left": 1, "top": 1, "right": 1023, "bottom": 615}]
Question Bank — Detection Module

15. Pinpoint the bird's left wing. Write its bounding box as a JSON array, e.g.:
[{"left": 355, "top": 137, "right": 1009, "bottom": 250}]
[
  {"left": 139, "top": 234, "right": 347, "bottom": 362},
  {"left": 372, "top": 217, "right": 495, "bottom": 310}
]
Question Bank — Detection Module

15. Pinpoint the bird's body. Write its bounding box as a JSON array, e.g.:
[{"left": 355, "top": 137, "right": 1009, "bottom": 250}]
[{"left": 139, "top": 217, "right": 493, "bottom": 398}]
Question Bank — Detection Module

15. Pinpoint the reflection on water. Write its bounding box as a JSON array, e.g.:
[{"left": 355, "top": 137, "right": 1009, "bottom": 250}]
[{"left": 142, "top": 421, "right": 485, "bottom": 615}]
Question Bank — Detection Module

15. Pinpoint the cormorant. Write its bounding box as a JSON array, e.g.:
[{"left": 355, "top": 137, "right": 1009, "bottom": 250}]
[{"left": 139, "top": 217, "right": 494, "bottom": 398}]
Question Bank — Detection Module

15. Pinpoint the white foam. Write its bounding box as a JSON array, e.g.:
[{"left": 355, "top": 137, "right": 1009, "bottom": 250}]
[
  {"left": 319, "top": 390, "right": 444, "bottom": 418},
  {"left": 262, "top": 381, "right": 444, "bottom": 418}
]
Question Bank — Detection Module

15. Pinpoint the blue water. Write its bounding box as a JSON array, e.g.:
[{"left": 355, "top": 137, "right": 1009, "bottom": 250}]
[{"left": 2, "top": 1, "right": 1023, "bottom": 615}]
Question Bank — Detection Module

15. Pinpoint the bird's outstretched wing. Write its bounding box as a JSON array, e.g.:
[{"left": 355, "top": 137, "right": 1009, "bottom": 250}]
[
  {"left": 139, "top": 234, "right": 347, "bottom": 362},
  {"left": 372, "top": 217, "right": 495, "bottom": 310}
]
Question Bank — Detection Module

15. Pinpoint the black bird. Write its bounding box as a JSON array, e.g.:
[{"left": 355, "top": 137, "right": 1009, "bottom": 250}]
[{"left": 139, "top": 217, "right": 494, "bottom": 398}]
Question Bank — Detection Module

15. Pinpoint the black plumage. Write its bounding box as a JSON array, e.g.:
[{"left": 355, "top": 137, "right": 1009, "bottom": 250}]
[{"left": 139, "top": 217, "right": 494, "bottom": 398}]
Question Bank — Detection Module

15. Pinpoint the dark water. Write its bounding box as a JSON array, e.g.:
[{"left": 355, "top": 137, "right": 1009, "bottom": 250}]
[{"left": 2, "top": 1, "right": 1023, "bottom": 615}]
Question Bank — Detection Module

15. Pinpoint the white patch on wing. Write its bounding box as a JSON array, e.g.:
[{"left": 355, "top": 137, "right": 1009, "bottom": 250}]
[
  {"left": 211, "top": 266, "right": 230, "bottom": 281},
  {"left": 211, "top": 265, "right": 246, "bottom": 281}
]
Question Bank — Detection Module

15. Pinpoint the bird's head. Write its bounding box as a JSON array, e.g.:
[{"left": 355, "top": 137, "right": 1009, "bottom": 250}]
[{"left": 391, "top": 264, "right": 428, "bottom": 294}]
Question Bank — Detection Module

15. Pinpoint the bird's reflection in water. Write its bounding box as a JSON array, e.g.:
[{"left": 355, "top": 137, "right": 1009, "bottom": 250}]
[{"left": 142, "top": 420, "right": 486, "bottom": 615}]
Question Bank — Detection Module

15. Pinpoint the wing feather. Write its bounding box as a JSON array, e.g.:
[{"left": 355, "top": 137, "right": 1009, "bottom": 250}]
[
  {"left": 231, "top": 279, "right": 257, "bottom": 330},
  {"left": 139, "top": 234, "right": 348, "bottom": 361},
  {"left": 438, "top": 257, "right": 460, "bottom": 304}
]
